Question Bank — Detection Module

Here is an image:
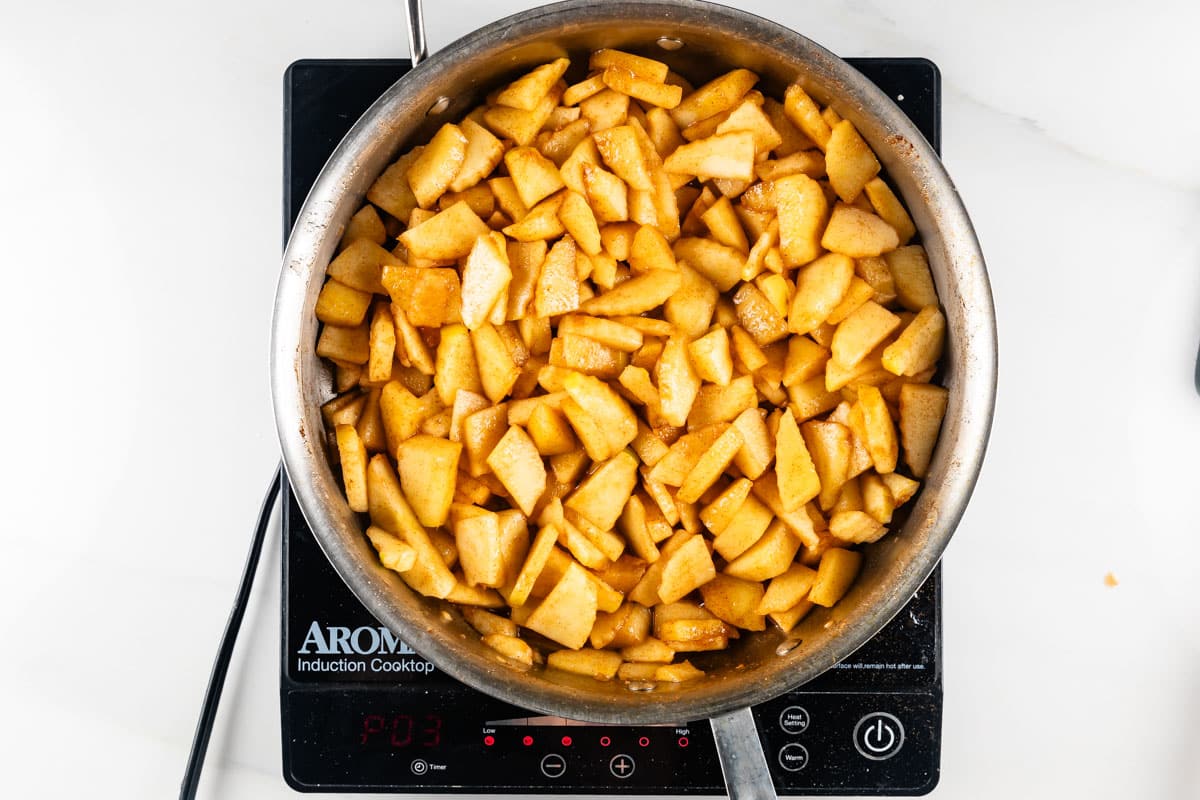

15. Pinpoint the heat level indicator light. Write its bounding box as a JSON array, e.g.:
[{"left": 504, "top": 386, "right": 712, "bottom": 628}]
[
  {"left": 522, "top": 735, "right": 534, "bottom": 747},
  {"left": 599, "top": 736, "right": 612, "bottom": 747},
  {"left": 678, "top": 736, "right": 689, "bottom": 748},
  {"left": 483, "top": 735, "right": 495, "bottom": 746},
  {"left": 638, "top": 736, "right": 650, "bottom": 747}
]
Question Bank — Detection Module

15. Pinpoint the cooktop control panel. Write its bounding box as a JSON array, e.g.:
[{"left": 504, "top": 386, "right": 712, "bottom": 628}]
[{"left": 284, "top": 682, "right": 940, "bottom": 793}]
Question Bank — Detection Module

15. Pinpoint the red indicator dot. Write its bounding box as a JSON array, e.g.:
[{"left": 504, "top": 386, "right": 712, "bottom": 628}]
[
  {"left": 638, "top": 736, "right": 650, "bottom": 747},
  {"left": 561, "top": 736, "right": 573, "bottom": 747},
  {"left": 483, "top": 735, "right": 495, "bottom": 746},
  {"left": 522, "top": 735, "right": 534, "bottom": 746},
  {"left": 678, "top": 736, "right": 689, "bottom": 748},
  {"left": 599, "top": 736, "right": 611, "bottom": 747}
]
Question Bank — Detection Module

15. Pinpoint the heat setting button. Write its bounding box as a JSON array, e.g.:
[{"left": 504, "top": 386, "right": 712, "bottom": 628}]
[
  {"left": 853, "top": 712, "right": 905, "bottom": 761},
  {"left": 777, "top": 743, "right": 809, "bottom": 772},
  {"left": 778, "top": 705, "right": 810, "bottom": 734},
  {"left": 539, "top": 753, "right": 567, "bottom": 778}
]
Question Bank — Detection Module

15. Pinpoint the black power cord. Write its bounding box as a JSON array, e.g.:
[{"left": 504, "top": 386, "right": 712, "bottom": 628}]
[{"left": 179, "top": 463, "right": 283, "bottom": 800}]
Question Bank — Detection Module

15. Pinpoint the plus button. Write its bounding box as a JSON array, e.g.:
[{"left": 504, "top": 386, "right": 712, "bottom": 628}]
[{"left": 608, "top": 754, "right": 636, "bottom": 779}]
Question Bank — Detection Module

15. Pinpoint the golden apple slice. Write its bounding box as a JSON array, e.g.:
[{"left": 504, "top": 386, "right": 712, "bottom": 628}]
[
  {"left": 396, "top": 434, "right": 462, "bottom": 527},
  {"left": 505, "top": 146, "right": 566, "bottom": 208},
  {"left": 687, "top": 375, "right": 757, "bottom": 429},
  {"left": 315, "top": 280, "right": 372, "bottom": 327},
  {"left": 580, "top": 89, "right": 630, "bottom": 133},
  {"left": 699, "top": 574, "right": 766, "bottom": 631},
  {"left": 486, "top": 425, "right": 548, "bottom": 516},
  {"left": 482, "top": 633, "right": 535, "bottom": 667},
  {"left": 670, "top": 69, "right": 758, "bottom": 129},
  {"left": 581, "top": 162, "right": 630, "bottom": 222},
  {"left": 602, "top": 66, "right": 683, "bottom": 109},
  {"left": 825, "top": 119, "right": 880, "bottom": 203},
  {"left": 882, "top": 305, "right": 945, "bottom": 377},
  {"left": 756, "top": 563, "right": 818, "bottom": 615},
  {"left": 663, "top": 262, "right": 719, "bottom": 338},
  {"left": 899, "top": 382, "right": 949, "bottom": 478},
  {"left": 382, "top": 266, "right": 462, "bottom": 328},
  {"left": 801, "top": 419, "right": 852, "bottom": 510},
  {"left": 863, "top": 177, "right": 916, "bottom": 244},
  {"left": 662, "top": 131, "right": 755, "bottom": 181},
  {"left": 460, "top": 234, "right": 512, "bottom": 330},
  {"left": 399, "top": 201, "right": 489, "bottom": 261},
  {"left": 448, "top": 118, "right": 506, "bottom": 193},
  {"left": 885, "top": 245, "right": 938, "bottom": 311},
  {"left": 724, "top": 520, "right": 800, "bottom": 581},
  {"left": 821, "top": 203, "right": 900, "bottom": 258},
  {"left": 808, "top": 548, "right": 862, "bottom": 607},
  {"left": 788, "top": 253, "right": 855, "bottom": 335},
  {"left": 856, "top": 385, "right": 898, "bottom": 474},
  {"left": 547, "top": 647, "right": 622, "bottom": 678},
  {"left": 494, "top": 57, "right": 570, "bottom": 111},
  {"left": 657, "top": 535, "right": 717, "bottom": 604},
  {"left": 733, "top": 283, "right": 789, "bottom": 346},
  {"left": 366, "top": 526, "right": 418, "bottom": 573},
  {"left": 775, "top": 173, "right": 828, "bottom": 268},
  {"left": 524, "top": 561, "right": 598, "bottom": 649},
  {"left": 580, "top": 268, "right": 681, "bottom": 316},
  {"left": 782, "top": 84, "right": 831, "bottom": 150},
  {"left": 775, "top": 408, "right": 820, "bottom": 512},
  {"left": 677, "top": 424, "right": 745, "bottom": 504},
  {"left": 656, "top": 334, "right": 702, "bottom": 427},
  {"left": 688, "top": 327, "right": 733, "bottom": 386},
  {"left": 833, "top": 300, "right": 902, "bottom": 368},
  {"left": 829, "top": 510, "right": 887, "bottom": 544},
  {"left": 565, "top": 450, "right": 639, "bottom": 531},
  {"left": 562, "top": 370, "right": 638, "bottom": 455},
  {"left": 335, "top": 424, "right": 368, "bottom": 512},
  {"left": 407, "top": 123, "right": 468, "bottom": 209},
  {"left": 533, "top": 235, "right": 580, "bottom": 317}
]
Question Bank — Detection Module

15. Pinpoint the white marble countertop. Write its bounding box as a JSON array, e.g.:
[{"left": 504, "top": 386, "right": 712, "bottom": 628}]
[{"left": 2, "top": 1, "right": 1198, "bottom": 797}]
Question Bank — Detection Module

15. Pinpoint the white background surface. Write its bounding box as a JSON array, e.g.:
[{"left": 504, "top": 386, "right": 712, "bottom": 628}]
[{"left": 1, "top": 0, "right": 1198, "bottom": 798}]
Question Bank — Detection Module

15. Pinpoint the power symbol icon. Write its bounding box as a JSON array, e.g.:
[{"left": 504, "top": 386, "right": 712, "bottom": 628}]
[
  {"left": 852, "top": 712, "right": 905, "bottom": 761},
  {"left": 865, "top": 719, "right": 894, "bottom": 752}
]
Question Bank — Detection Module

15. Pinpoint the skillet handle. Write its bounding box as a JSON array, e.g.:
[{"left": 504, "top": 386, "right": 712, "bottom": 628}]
[
  {"left": 403, "top": 0, "right": 428, "bottom": 65},
  {"left": 710, "top": 707, "right": 777, "bottom": 800}
]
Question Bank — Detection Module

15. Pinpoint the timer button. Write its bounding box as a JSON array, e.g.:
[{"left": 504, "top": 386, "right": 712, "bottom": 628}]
[
  {"left": 410, "top": 759, "right": 429, "bottom": 776},
  {"left": 777, "top": 743, "right": 809, "bottom": 772},
  {"left": 609, "top": 754, "right": 636, "bottom": 779},
  {"left": 540, "top": 753, "right": 567, "bottom": 778},
  {"left": 853, "top": 712, "right": 905, "bottom": 761}
]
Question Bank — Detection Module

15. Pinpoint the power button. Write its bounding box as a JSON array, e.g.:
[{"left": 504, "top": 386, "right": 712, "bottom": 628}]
[{"left": 852, "top": 712, "right": 905, "bottom": 761}]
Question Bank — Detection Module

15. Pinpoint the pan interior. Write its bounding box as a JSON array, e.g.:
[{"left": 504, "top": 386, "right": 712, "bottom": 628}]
[{"left": 272, "top": 0, "right": 994, "bottom": 725}]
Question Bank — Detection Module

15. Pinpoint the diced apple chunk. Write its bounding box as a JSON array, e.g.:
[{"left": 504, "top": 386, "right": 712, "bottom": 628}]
[
  {"left": 486, "top": 426, "right": 548, "bottom": 516},
  {"left": 899, "top": 383, "right": 949, "bottom": 478},
  {"left": 565, "top": 450, "right": 639, "bottom": 531},
  {"left": 524, "top": 562, "right": 598, "bottom": 649},
  {"left": 395, "top": 434, "right": 461, "bottom": 527}
]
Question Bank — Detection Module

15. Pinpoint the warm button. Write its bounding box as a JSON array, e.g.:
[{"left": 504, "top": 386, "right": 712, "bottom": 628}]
[
  {"left": 777, "top": 743, "right": 809, "bottom": 772},
  {"left": 853, "top": 712, "right": 905, "bottom": 761}
]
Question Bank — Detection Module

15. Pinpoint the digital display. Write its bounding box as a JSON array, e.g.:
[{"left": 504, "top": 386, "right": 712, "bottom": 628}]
[{"left": 358, "top": 713, "right": 443, "bottom": 749}]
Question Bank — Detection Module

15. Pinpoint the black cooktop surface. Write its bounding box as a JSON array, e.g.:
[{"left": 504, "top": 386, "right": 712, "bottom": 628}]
[{"left": 281, "top": 56, "right": 943, "bottom": 796}]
